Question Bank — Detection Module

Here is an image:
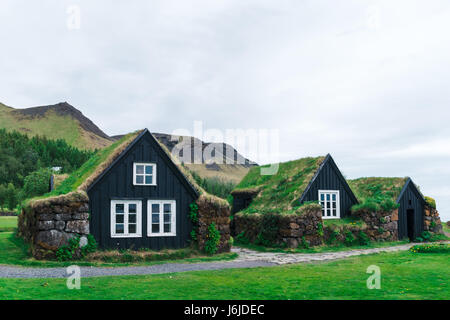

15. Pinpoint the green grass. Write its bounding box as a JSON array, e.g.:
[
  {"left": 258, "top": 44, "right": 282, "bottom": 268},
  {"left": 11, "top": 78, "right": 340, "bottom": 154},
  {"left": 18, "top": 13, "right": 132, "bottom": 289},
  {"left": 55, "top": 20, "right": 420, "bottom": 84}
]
[
  {"left": 443, "top": 222, "right": 450, "bottom": 234},
  {"left": 0, "top": 231, "right": 236, "bottom": 268},
  {"left": 0, "top": 251, "right": 448, "bottom": 299},
  {"left": 322, "top": 217, "right": 367, "bottom": 229},
  {"left": 234, "top": 156, "right": 325, "bottom": 214},
  {"left": 0, "top": 216, "right": 18, "bottom": 232}
]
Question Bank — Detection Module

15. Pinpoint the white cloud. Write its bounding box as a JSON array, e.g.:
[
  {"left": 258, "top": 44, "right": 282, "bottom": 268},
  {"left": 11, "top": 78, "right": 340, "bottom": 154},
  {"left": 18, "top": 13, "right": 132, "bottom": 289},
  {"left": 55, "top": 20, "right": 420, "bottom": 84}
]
[{"left": 0, "top": 0, "right": 449, "bottom": 221}]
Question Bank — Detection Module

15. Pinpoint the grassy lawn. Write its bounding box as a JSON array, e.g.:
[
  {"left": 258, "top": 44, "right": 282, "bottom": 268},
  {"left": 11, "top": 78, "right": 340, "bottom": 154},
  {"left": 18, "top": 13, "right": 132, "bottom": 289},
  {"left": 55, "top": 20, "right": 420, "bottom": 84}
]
[
  {"left": 0, "top": 251, "right": 448, "bottom": 300},
  {"left": 443, "top": 222, "right": 450, "bottom": 234},
  {"left": 0, "top": 217, "right": 236, "bottom": 267},
  {"left": 0, "top": 216, "right": 18, "bottom": 232}
]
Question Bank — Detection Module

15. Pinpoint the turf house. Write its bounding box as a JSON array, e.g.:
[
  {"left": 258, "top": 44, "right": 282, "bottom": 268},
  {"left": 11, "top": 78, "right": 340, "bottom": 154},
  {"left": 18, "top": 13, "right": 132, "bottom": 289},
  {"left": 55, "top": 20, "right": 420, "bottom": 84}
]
[
  {"left": 231, "top": 155, "right": 444, "bottom": 248},
  {"left": 19, "top": 129, "right": 231, "bottom": 259}
]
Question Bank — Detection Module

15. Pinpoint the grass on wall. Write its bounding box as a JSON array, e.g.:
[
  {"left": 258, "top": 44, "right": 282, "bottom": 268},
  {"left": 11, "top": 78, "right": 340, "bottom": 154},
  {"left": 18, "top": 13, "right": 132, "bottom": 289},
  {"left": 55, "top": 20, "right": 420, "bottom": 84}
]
[{"left": 233, "top": 156, "right": 325, "bottom": 215}]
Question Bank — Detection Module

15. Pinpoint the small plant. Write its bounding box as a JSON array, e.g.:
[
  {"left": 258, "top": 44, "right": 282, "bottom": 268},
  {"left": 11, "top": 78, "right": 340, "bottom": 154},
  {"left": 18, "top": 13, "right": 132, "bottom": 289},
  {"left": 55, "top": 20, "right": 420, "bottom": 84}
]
[
  {"left": 327, "top": 229, "right": 340, "bottom": 245},
  {"left": 235, "top": 231, "right": 250, "bottom": 245},
  {"left": 317, "top": 222, "right": 324, "bottom": 237},
  {"left": 56, "top": 236, "right": 81, "bottom": 261},
  {"left": 418, "top": 231, "right": 432, "bottom": 242},
  {"left": 410, "top": 243, "right": 450, "bottom": 254},
  {"left": 430, "top": 221, "right": 436, "bottom": 229},
  {"left": 80, "top": 234, "right": 98, "bottom": 256},
  {"left": 379, "top": 217, "right": 386, "bottom": 224},
  {"left": 344, "top": 231, "right": 356, "bottom": 246},
  {"left": 190, "top": 230, "right": 197, "bottom": 241},
  {"left": 300, "top": 236, "right": 310, "bottom": 249},
  {"left": 229, "top": 236, "right": 234, "bottom": 247},
  {"left": 189, "top": 202, "right": 199, "bottom": 224},
  {"left": 358, "top": 231, "right": 370, "bottom": 246},
  {"left": 378, "top": 227, "right": 385, "bottom": 234},
  {"left": 204, "top": 222, "right": 221, "bottom": 255}
]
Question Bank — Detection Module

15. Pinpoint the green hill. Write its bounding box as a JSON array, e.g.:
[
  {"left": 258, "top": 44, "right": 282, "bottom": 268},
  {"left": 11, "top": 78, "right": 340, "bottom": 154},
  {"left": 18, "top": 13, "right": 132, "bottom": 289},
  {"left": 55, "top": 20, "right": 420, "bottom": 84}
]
[{"left": 0, "top": 102, "right": 112, "bottom": 150}]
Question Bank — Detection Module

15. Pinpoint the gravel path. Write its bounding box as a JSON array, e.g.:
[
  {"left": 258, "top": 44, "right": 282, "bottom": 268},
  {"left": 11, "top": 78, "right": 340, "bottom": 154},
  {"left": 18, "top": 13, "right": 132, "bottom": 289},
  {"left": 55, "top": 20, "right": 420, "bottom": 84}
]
[{"left": 0, "top": 241, "right": 446, "bottom": 279}]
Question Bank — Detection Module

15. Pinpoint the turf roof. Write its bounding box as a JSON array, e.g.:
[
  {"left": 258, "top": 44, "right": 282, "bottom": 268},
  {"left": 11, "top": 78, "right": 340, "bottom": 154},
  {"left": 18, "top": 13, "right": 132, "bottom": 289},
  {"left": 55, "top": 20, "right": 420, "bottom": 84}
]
[
  {"left": 347, "top": 177, "right": 409, "bottom": 203},
  {"left": 233, "top": 156, "right": 326, "bottom": 214}
]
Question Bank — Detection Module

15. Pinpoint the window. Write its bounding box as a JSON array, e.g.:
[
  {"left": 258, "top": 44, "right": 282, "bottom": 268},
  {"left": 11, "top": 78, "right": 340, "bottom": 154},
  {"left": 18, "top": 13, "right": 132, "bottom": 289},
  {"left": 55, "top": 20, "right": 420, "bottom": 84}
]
[
  {"left": 111, "top": 200, "right": 142, "bottom": 237},
  {"left": 318, "top": 190, "right": 340, "bottom": 219},
  {"left": 147, "top": 200, "right": 176, "bottom": 237},
  {"left": 133, "top": 163, "right": 156, "bottom": 186}
]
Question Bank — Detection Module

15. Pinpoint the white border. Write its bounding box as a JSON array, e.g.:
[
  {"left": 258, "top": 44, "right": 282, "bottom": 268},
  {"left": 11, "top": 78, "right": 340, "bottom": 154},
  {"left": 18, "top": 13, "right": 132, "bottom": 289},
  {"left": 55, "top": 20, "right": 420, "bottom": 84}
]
[
  {"left": 110, "top": 200, "right": 142, "bottom": 238},
  {"left": 133, "top": 163, "right": 157, "bottom": 186},
  {"left": 147, "top": 200, "right": 177, "bottom": 237},
  {"left": 318, "top": 190, "right": 340, "bottom": 219}
]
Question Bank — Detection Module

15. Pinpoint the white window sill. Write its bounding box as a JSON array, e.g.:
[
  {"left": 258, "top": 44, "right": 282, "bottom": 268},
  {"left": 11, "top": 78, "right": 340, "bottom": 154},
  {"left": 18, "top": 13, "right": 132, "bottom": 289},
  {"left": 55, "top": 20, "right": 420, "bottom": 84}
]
[
  {"left": 148, "top": 233, "right": 177, "bottom": 237},
  {"left": 321, "top": 216, "right": 341, "bottom": 220},
  {"left": 111, "top": 234, "right": 142, "bottom": 238}
]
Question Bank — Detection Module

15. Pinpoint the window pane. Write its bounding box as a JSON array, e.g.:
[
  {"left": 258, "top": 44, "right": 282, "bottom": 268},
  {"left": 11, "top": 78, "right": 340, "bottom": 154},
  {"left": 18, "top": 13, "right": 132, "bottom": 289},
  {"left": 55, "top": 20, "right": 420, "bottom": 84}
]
[
  {"left": 164, "top": 223, "right": 171, "bottom": 233},
  {"left": 332, "top": 202, "right": 336, "bottom": 209},
  {"left": 116, "top": 224, "right": 124, "bottom": 234},
  {"left": 152, "top": 214, "right": 159, "bottom": 223},
  {"left": 320, "top": 194, "right": 324, "bottom": 201},
  {"left": 327, "top": 209, "right": 331, "bottom": 216},
  {"left": 164, "top": 213, "right": 171, "bottom": 223},
  {"left": 326, "top": 194, "right": 330, "bottom": 201},
  {"left": 116, "top": 204, "right": 124, "bottom": 213},
  {"left": 332, "top": 194, "right": 336, "bottom": 201},
  {"left": 145, "top": 165, "right": 153, "bottom": 174},
  {"left": 129, "top": 224, "right": 136, "bottom": 234},
  {"left": 152, "top": 204, "right": 160, "bottom": 213},
  {"left": 152, "top": 224, "right": 159, "bottom": 233},
  {"left": 145, "top": 175, "right": 153, "bottom": 184},
  {"left": 136, "top": 165, "right": 144, "bottom": 174},
  {"left": 164, "top": 203, "right": 171, "bottom": 213},
  {"left": 322, "top": 209, "right": 325, "bottom": 217},
  {"left": 136, "top": 175, "right": 144, "bottom": 184},
  {"left": 129, "top": 204, "right": 137, "bottom": 213},
  {"left": 116, "top": 214, "right": 124, "bottom": 224},
  {"left": 129, "top": 214, "right": 136, "bottom": 223},
  {"left": 333, "top": 209, "right": 337, "bottom": 216}
]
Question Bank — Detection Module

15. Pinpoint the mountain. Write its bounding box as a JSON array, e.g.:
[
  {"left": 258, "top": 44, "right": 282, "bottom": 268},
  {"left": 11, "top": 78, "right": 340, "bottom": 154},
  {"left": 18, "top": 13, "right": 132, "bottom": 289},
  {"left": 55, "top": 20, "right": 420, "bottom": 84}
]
[
  {"left": 0, "top": 102, "right": 112, "bottom": 150},
  {"left": 0, "top": 101, "right": 256, "bottom": 183}
]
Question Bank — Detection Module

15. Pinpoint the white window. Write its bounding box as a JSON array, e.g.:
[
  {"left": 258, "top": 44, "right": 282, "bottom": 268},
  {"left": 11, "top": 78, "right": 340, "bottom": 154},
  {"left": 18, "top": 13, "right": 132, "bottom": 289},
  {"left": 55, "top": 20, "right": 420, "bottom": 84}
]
[
  {"left": 147, "top": 200, "right": 176, "bottom": 237},
  {"left": 319, "top": 190, "right": 340, "bottom": 219},
  {"left": 110, "top": 200, "right": 142, "bottom": 238},
  {"left": 133, "top": 163, "right": 156, "bottom": 186}
]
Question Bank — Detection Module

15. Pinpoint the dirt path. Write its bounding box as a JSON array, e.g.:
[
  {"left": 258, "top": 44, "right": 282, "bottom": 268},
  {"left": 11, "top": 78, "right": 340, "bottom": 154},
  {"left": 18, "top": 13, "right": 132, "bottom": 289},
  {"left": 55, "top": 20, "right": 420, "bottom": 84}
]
[{"left": 0, "top": 241, "right": 447, "bottom": 279}]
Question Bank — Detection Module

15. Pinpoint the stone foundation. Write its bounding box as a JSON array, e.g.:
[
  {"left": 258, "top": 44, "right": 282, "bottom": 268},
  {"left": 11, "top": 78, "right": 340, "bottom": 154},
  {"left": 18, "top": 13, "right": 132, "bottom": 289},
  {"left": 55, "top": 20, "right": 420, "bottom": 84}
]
[
  {"left": 424, "top": 205, "right": 444, "bottom": 234},
  {"left": 352, "top": 209, "right": 399, "bottom": 241},
  {"left": 196, "top": 195, "right": 231, "bottom": 253},
  {"left": 18, "top": 192, "right": 90, "bottom": 260}
]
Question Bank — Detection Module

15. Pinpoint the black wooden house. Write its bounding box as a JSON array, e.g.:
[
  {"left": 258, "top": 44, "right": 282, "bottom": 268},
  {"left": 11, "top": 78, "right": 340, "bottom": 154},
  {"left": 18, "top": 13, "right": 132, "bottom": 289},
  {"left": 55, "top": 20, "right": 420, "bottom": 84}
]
[{"left": 87, "top": 129, "right": 199, "bottom": 250}]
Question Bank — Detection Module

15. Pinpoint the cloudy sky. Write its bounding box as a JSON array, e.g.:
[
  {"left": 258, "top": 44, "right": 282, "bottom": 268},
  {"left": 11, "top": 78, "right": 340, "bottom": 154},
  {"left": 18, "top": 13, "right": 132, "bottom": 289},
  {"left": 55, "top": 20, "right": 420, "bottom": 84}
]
[{"left": 1, "top": 0, "right": 449, "bottom": 220}]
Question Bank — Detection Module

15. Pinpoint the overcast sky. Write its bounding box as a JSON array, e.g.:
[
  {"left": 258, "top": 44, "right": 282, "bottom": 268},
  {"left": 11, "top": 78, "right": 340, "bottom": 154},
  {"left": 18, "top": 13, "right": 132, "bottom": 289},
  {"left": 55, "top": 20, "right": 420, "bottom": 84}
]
[{"left": 1, "top": 0, "right": 449, "bottom": 220}]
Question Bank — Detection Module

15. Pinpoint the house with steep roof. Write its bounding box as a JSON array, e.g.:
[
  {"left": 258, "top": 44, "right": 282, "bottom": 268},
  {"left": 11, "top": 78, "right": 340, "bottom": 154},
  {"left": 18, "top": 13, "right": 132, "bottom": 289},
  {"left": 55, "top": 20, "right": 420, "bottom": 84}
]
[
  {"left": 231, "top": 154, "right": 358, "bottom": 220},
  {"left": 348, "top": 177, "right": 427, "bottom": 240}
]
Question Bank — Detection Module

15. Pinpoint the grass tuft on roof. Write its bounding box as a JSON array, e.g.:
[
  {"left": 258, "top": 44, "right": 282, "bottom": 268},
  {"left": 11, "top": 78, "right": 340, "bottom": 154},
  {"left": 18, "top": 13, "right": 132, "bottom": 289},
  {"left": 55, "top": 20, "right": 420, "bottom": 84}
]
[
  {"left": 233, "top": 156, "right": 326, "bottom": 215},
  {"left": 347, "top": 177, "right": 408, "bottom": 213}
]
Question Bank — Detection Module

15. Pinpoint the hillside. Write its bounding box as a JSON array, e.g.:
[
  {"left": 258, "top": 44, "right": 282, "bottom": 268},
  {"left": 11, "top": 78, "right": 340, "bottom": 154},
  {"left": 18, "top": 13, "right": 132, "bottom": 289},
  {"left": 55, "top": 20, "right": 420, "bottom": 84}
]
[
  {"left": 0, "top": 102, "right": 112, "bottom": 150},
  {"left": 0, "top": 101, "right": 256, "bottom": 183}
]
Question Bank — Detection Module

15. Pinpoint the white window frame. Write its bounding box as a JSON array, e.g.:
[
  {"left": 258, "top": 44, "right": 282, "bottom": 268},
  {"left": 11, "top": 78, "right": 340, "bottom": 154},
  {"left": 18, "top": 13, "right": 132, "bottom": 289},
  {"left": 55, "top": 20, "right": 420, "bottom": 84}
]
[
  {"left": 110, "top": 200, "right": 142, "bottom": 238},
  {"left": 147, "top": 200, "right": 176, "bottom": 237},
  {"left": 318, "top": 190, "right": 340, "bottom": 219},
  {"left": 133, "top": 163, "right": 157, "bottom": 186}
]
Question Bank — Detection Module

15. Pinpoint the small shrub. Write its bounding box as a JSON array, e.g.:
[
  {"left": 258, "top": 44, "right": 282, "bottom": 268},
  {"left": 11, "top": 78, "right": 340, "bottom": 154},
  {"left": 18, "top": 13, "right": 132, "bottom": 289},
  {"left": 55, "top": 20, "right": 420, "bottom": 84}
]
[
  {"left": 378, "top": 227, "right": 385, "bottom": 234},
  {"left": 358, "top": 231, "right": 370, "bottom": 246},
  {"left": 204, "top": 222, "right": 221, "bottom": 255},
  {"left": 430, "top": 221, "right": 436, "bottom": 229},
  {"left": 229, "top": 236, "right": 234, "bottom": 247},
  {"left": 317, "top": 222, "right": 324, "bottom": 237},
  {"left": 379, "top": 217, "right": 386, "bottom": 224},
  {"left": 300, "top": 236, "right": 310, "bottom": 249},
  {"left": 410, "top": 243, "right": 450, "bottom": 254},
  {"left": 81, "top": 234, "right": 97, "bottom": 256},
  {"left": 419, "top": 231, "right": 432, "bottom": 242},
  {"left": 424, "top": 196, "right": 436, "bottom": 209},
  {"left": 344, "top": 231, "right": 356, "bottom": 246},
  {"left": 190, "top": 230, "right": 197, "bottom": 242},
  {"left": 56, "top": 236, "right": 80, "bottom": 261},
  {"left": 189, "top": 202, "right": 199, "bottom": 224},
  {"left": 327, "top": 229, "right": 340, "bottom": 245},
  {"left": 235, "top": 231, "right": 250, "bottom": 245}
]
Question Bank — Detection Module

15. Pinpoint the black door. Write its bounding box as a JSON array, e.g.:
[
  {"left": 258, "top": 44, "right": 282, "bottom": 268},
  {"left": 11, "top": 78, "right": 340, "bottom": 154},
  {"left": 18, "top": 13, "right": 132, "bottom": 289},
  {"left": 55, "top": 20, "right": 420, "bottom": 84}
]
[{"left": 406, "top": 209, "right": 415, "bottom": 240}]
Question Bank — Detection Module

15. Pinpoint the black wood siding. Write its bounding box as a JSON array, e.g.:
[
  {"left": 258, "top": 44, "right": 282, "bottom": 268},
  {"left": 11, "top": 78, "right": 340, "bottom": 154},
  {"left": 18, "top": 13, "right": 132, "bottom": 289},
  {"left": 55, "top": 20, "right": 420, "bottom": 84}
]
[
  {"left": 88, "top": 132, "right": 196, "bottom": 250},
  {"left": 397, "top": 181, "right": 424, "bottom": 240},
  {"left": 301, "top": 158, "right": 358, "bottom": 217}
]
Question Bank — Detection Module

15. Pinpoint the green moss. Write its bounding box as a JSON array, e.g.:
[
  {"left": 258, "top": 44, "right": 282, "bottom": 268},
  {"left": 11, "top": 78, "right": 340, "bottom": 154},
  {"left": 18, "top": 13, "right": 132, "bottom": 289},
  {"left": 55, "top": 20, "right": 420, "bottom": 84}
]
[
  {"left": 424, "top": 196, "right": 436, "bottom": 209},
  {"left": 348, "top": 177, "right": 407, "bottom": 213},
  {"left": 234, "top": 156, "right": 325, "bottom": 215}
]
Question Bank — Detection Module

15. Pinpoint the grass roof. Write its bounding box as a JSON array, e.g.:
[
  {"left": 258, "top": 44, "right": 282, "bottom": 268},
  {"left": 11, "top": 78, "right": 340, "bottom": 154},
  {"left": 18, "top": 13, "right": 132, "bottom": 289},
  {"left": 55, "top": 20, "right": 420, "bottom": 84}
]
[
  {"left": 26, "top": 129, "right": 229, "bottom": 209},
  {"left": 347, "top": 177, "right": 408, "bottom": 203},
  {"left": 233, "top": 156, "right": 326, "bottom": 214}
]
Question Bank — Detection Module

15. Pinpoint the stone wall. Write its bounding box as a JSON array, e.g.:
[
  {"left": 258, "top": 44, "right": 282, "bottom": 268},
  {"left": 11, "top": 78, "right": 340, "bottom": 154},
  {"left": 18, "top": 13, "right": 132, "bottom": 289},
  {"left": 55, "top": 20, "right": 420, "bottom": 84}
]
[
  {"left": 196, "top": 195, "right": 231, "bottom": 253},
  {"left": 424, "top": 205, "right": 444, "bottom": 234},
  {"left": 233, "top": 205, "right": 323, "bottom": 248},
  {"left": 352, "top": 209, "right": 399, "bottom": 241},
  {"left": 18, "top": 192, "right": 90, "bottom": 260}
]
